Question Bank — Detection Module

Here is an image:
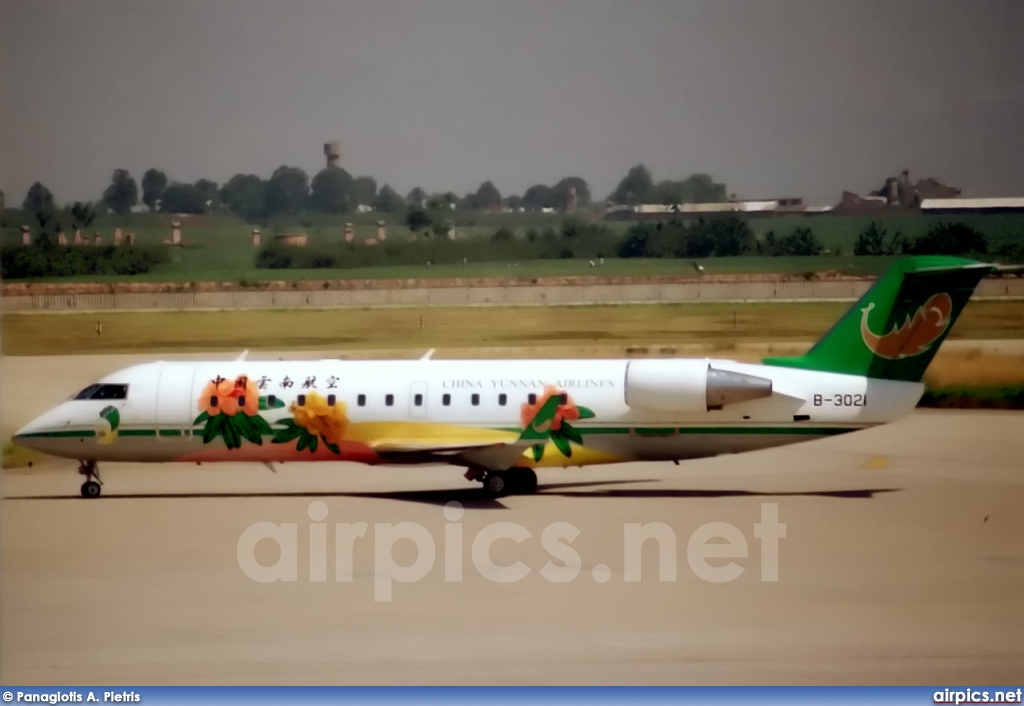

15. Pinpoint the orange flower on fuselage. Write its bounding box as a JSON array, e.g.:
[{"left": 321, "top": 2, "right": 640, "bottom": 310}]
[
  {"left": 520, "top": 385, "right": 579, "bottom": 431},
  {"left": 291, "top": 391, "right": 348, "bottom": 445},
  {"left": 198, "top": 375, "right": 259, "bottom": 417}
]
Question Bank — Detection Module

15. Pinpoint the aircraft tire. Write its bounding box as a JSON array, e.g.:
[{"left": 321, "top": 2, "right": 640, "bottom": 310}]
[
  {"left": 81, "top": 480, "right": 101, "bottom": 498},
  {"left": 484, "top": 472, "right": 509, "bottom": 497},
  {"left": 509, "top": 467, "right": 538, "bottom": 494}
]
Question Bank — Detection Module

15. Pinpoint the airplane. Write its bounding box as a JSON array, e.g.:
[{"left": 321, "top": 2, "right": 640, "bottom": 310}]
[{"left": 12, "top": 255, "right": 1002, "bottom": 499}]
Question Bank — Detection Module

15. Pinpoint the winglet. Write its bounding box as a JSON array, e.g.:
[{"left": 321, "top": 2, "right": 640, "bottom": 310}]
[
  {"left": 235, "top": 349, "right": 249, "bottom": 362},
  {"left": 420, "top": 348, "right": 435, "bottom": 361},
  {"left": 518, "top": 395, "right": 561, "bottom": 442}
]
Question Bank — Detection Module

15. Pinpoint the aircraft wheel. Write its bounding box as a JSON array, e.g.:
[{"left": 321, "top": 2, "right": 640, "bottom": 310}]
[
  {"left": 483, "top": 471, "right": 508, "bottom": 497},
  {"left": 509, "top": 467, "right": 538, "bottom": 494},
  {"left": 81, "top": 480, "right": 102, "bottom": 498}
]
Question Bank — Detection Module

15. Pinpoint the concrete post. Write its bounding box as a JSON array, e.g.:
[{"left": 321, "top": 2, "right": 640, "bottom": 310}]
[
  {"left": 113, "top": 228, "right": 124, "bottom": 245},
  {"left": 377, "top": 220, "right": 386, "bottom": 241},
  {"left": 57, "top": 232, "right": 67, "bottom": 245},
  {"left": 171, "top": 220, "right": 182, "bottom": 245},
  {"left": 344, "top": 223, "right": 354, "bottom": 243},
  {"left": 252, "top": 228, "right": 261, "bottom": 246},
  {"left": 21, "top": 225, "right": 31, "bottom": 245}
]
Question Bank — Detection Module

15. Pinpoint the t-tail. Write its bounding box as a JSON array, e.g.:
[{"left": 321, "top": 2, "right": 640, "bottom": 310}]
[{"left": 763, "top": 256, "right": 997, "bottom": 382}]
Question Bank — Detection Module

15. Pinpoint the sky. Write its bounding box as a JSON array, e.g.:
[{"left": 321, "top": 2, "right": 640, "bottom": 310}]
[{"left": 1, "top": 0, "right": 1022, "bottom": 207}]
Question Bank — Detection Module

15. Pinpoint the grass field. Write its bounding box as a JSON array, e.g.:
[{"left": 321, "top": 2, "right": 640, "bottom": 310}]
[
  {"left": 3, "top": 211, "right": 1021, "bottom": 283},
  {"left": 4, "top": 299, "right": 1023, "bottom": 357}
]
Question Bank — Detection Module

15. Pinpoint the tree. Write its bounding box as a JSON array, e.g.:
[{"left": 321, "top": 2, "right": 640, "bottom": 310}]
[
  {"left": 522, "top": 184, "right": 553, "bottom": 210},
  {"left": 221, "top": 174, "right": 267, "bottom": 221},
  {"left": 265, "top": 166, "right": 309, "bottom": 216},
  {"left": 406, "top": 187, "right": 427, "bottom": 207},
  {"left": 69, "top": 201, "right": 96, "bottom": 231},
  {"left": 373, "top": 184, "right": 404, "bottom": 213},
  {"left": 159, "top": 184, "right": 207, "bottom": 214},
  {"left": 102, "top": 169, "right": 139, "bottom": 215},
  {"left": 406, "top": 208, "right": 433, "bottom": 232},
  {"left": 652, "top": 174, "right": 728, "bottom": 205},
  {"left": 352, "top": 176, "right": 377, "bottom": 207},
  {"left": 610, "top": 164, "right": 654, "bottom": 205},
  {"left": 309, "top": 167, "right": 354, "bottom": 214},
  {"left": 551, "top": 177, "right": 591, "bottom": 209},
  {"left": 909, "top": 222, "right": 987, "bottom": 256},
  {"left": 194, "top": 179, "right": 219, "bottom": 211},
  {"left": 504, "top": 194, "right": 524, "bottom": 211},
  {"left": 141, "top": 169, "right": 168, "bottom": 212},
  {"left": 23, "top": 182, "right": 56, "bottom": 214},
  {"left": 854, "top": 222, "right": 906, "bottom": 256},
  {"left": 472, "top": 180, "right": 502, "bottom": 211}
]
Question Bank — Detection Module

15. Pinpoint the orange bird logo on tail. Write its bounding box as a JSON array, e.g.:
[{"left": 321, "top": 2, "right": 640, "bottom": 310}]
[{"left": 860, "top": 292, "right": 953, "bottom": 359}]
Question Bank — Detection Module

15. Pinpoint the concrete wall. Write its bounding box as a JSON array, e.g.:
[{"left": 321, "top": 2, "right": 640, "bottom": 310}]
[{"left": 2, "top": 277, "right": 1022, "bottom": 312}]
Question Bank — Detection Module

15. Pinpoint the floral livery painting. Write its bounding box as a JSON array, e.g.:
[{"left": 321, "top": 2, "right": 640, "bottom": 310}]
[
  {"left": 271, "top": 391, "right": 347, "bottom": 454},
  {"left": 520, "top": 385, "right": 595, "bottom": 460},
  {"left": 194, "top": 375, "right": 281, "bottom": 450}
]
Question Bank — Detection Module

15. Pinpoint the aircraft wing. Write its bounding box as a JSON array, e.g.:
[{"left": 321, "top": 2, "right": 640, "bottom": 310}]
[{"left": 369, "top": 395, "right": 561, "bottom": 471}]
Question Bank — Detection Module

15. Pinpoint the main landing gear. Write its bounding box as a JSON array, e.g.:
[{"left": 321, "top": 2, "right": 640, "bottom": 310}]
[
  {"left": 466, "top": 467, "right": 539, "bottom": 497},
  {"left": 78, "top": 460, "right": 102, "bottom": 498}
]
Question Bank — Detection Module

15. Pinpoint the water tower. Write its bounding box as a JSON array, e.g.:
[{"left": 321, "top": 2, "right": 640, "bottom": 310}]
[{"left": 324, "top": 142, "right": 341, "bottom": 169}]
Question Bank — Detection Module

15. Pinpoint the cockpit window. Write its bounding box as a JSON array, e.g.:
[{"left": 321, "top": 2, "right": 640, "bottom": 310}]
[
  {"left": 72, "top": 384, "right": 103, "bottom": 400},
  {"left": 73, "top": 384, "right": 129, "bottom": 400}
]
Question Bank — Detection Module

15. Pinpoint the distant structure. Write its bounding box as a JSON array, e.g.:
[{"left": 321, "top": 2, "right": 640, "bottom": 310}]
[
  {"left": 324, "top": 142, "right": 341, "bottom": 169},
  {"left": 377, "top": 220, "right": 387, "bottom": 241},
  {"left": 251, "top": 228, "right": 261, "bottom": 246},
  {"left": 20, "top": 225, "right": 30, "bottom": 245},
  {"left": 275, "top": 233, "right": 308, "bottom": 247},
  {"left": 566, "top": 187, "right": 578, "bottom": 214}
]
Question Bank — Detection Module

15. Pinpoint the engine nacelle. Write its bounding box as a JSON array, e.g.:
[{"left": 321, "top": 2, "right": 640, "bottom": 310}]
[{"left": 624, "top": 359, "right": 773, "bottom": 413}]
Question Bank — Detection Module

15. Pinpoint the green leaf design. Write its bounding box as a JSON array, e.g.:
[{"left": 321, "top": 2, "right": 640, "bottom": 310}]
[
  {"left": 308, "top": 434, "right": 318, "bottom": 453},
  {"left": 222, "top": 416, "right": 241, "bottom": 450},
  {"left": 561, "top": 422, "right": 583, "bottom": 445},
  {"left": 272, "top": 426, "right": 303, "bottom": 444},
  {"left": 532, "top": 444, "right": 545, "bottom": 461},
  {"left": 322, "top": 436, "right": 341, "bottom": 455},
  {"left": 249, "top": 415, "right": 273, "bottom": 436},
  {"left": 203, "top": 413, "right": 224, "bottom": 444},
  {"left": 296, "top": 433, "right": 308, "bottom": 452},
  {"left": 193, "top": 411, "right": 210, "bottom": 426},
  {"left": 234, "top": 415, "right": 263, "bottom": 445},
  {"left": 551, "top": 432, "right": 572, "bottom": 458},
  {"left": 576, "top": 406, "right": 596, "bottom": 420}
]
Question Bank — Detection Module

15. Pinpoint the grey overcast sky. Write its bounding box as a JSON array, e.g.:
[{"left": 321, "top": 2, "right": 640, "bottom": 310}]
[{"left": 1, "top": 0, "right": 1022, "bottom": 206}]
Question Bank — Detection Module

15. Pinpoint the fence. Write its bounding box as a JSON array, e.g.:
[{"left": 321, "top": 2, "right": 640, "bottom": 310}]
[{"left": 2, "top": 277, "right": 1022, "bottom": 312}]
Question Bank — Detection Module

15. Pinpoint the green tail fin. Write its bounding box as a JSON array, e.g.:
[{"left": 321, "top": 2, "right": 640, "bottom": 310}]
[
  {"left": 763, "top": 256, "right": 994, "bottom": 382},
  {"left": 518, "top": 395, "right": 561, "bottom": 442}
]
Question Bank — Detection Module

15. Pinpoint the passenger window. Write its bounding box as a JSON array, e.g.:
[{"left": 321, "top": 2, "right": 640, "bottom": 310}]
[
  {"left": 442, "top": 393, "right": 451, "bottom": 406},
  {"left": 471, "top": 393, "right": 480, "bottom": 406},
  {"left": 357, "top": 394, "right": 366, "bottom": 407},
  {"left": 297, "top": 394, "right": 306, "bottom": 406},
  {"left": 385, "top": 394, "right": 394, "bottom": 406},
  {"left": 498, "top": 393, "right": 507, "bottom": 406},
  {"left": 528, "top": 393, "right": 537, "bottom": 405},
  {"left": 414, "top": 394, "right": 423, "bottom": 406},
  {"left": 268, "top": 394, "right": 277, "bottom": 406},
  {"left": 327, "top": 394, "right": 336, "bottom": 406}
]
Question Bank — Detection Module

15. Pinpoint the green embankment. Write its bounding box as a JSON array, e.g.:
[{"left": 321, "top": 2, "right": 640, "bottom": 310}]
[{"left": 3, "top": 211, "right": 1022, "bottom": 283}]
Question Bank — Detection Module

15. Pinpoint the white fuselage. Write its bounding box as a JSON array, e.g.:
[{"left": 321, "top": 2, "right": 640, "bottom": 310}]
[{"left": 15, "top": 357, "right": 924, "bottom": 470}]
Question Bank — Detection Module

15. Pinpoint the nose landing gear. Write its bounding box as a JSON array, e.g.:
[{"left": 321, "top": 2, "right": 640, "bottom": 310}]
[{"left": 78, "top": 460, "right": 102, "bottom": 498}]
